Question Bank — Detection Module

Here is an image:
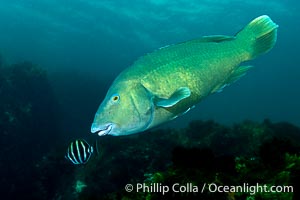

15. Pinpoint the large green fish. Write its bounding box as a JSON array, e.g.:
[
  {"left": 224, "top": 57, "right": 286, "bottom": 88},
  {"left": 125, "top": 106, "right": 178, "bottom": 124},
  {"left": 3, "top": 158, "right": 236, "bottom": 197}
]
[{"left": 91, "top": 15, "right": 278, "bottom": 136}]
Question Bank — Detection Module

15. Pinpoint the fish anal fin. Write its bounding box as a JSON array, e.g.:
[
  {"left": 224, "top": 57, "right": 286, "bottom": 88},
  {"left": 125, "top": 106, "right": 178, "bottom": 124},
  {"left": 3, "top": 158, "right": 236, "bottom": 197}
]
[
  {"left": 211, "top": 84, "right": 228, "bottom": 93},
  {"left": 228, "top": 65, "right": 253, "bottom": 84},
  {"left": 212, "top": 65, "right": 253, "bottom": 93}
]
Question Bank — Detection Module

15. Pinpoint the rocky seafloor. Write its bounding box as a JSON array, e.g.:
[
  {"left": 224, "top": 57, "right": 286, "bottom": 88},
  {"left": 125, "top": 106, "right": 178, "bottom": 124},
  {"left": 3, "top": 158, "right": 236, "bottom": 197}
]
[{"left": 34, "top": 119, "right": 300, "bottom": 200}]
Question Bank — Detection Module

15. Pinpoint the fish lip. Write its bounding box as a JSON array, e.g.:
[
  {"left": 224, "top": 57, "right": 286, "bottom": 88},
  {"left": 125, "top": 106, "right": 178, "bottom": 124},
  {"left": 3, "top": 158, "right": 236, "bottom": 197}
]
[{"left": 95, "top": 124, "right": 113, "bottom": 136}]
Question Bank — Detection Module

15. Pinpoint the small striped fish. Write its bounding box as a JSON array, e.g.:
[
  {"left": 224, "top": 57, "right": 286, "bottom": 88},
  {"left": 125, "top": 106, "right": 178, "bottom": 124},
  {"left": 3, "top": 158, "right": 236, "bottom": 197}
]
[{"left": 65, "top": 139, "right": 94, "bottom": 164}]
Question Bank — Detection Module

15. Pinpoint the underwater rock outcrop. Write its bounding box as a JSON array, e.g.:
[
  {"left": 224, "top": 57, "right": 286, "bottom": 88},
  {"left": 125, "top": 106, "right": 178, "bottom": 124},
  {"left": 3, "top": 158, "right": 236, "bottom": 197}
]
[
  {"left": 33, "top": 119, "right": 300, "bottom": 200},
  {"left": 0, "top": 59, "right": 60, "bottom": 199}
]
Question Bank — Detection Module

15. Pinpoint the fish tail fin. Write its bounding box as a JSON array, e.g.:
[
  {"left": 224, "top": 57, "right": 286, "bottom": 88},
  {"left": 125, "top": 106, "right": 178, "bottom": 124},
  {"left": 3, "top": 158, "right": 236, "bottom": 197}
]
[{"left": 236, "top": 15, "right": 278, "bottom": 60}]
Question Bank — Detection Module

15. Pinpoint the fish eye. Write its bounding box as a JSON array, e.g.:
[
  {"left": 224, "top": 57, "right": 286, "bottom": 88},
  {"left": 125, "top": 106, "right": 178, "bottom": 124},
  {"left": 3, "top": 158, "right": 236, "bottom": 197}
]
[{"left": 111, "top": 94, "right": 120, "bottom": 102}]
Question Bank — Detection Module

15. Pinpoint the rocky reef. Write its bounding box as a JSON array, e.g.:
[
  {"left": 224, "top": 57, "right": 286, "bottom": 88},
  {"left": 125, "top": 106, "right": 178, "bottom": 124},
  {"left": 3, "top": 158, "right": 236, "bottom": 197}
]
[
  {"left": 0, "top": 59, "right": 60, "bottom": 199},
  {"left": 34, "top": 119, "right": 300, "bottom": 200}
]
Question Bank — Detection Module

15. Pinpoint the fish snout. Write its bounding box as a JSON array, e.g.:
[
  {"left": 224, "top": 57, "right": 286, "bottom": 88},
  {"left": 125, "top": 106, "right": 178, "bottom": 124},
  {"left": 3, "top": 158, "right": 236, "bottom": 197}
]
[{"left": 91, "top": 123, "right": 113, "bottom": 136}]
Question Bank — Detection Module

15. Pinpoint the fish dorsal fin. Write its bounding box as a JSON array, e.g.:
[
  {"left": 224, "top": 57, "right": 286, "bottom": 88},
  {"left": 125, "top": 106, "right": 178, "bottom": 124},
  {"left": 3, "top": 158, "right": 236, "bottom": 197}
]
[
  {"left": 159, "top": 35, "right": 234, "bottom": 50},
  {"left": 132, "top": 35, "right": 235, "bottom": 70},
  {"left": 154, "top": 87, "right": 191, "bottom": 108},
  {"left": 212, "top": 65, "right": 253, "bottom": 93},
  {"left": 186, "top": 35, "right": 235, "bottom": 44},
  {"left": 167, "top": 35, "right": 235, "bottom": 48}
]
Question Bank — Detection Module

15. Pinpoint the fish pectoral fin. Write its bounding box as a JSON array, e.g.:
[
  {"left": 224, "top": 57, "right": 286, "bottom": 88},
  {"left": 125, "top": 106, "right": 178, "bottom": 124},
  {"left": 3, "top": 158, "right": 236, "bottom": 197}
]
[
  {"left": 212, "top": 65, "right": 253, "bottom": 93},
  {"left": 155, "top": 87, "right": 191, "bottom": 108}
]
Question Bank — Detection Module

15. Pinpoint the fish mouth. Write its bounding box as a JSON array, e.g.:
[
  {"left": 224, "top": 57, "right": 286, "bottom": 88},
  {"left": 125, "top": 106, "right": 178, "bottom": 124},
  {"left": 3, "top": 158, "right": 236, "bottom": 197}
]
[{"left": 92, "top": 124, "right": 113, "bottom": 136}]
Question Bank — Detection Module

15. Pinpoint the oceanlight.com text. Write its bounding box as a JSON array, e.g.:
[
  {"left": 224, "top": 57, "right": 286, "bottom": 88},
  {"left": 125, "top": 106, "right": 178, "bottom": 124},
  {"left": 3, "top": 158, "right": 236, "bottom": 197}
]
[
  {"left": 124, "top": 182, "right": 293, "bottom": 195},
  {"left": 207, "top": 183, "right": 293, "bottom": 195}
]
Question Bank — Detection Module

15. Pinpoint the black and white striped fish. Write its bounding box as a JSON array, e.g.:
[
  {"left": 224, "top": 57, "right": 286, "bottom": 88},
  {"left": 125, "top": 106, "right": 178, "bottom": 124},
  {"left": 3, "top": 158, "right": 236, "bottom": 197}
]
[{"left": 65, "top": 139, "right": 94, "bottom": 164}]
